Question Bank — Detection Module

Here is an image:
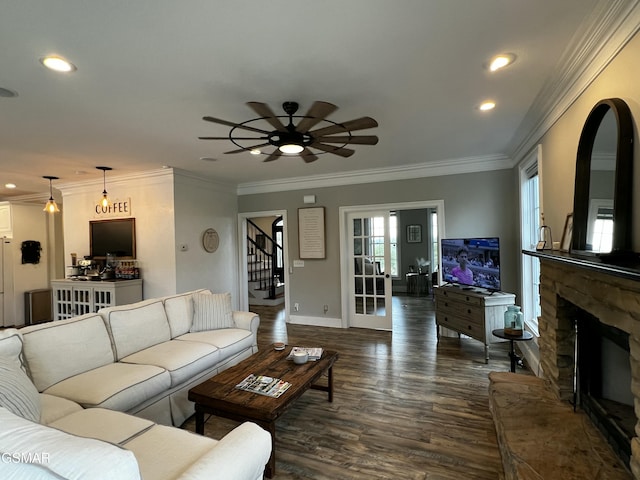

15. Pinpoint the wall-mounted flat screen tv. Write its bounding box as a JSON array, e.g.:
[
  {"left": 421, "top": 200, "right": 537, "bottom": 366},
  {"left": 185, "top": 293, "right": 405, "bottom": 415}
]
[
  {"left": 441, "top": 237, "right": 501, "bottom": 291},
  {"left": 90, "top": 218, "right": 136, "bottom": 258}
]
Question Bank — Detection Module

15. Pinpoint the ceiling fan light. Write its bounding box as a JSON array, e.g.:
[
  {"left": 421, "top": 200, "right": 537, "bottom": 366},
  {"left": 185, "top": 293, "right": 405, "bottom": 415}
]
[{"left": 279, "top": 144, "right": 304, "bottom": 154}]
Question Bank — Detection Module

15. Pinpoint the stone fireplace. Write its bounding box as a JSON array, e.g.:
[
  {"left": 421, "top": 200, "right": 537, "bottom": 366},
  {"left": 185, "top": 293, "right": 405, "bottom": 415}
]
[{"left": 536, "top": 252, "right": 640, "bottom": 478}]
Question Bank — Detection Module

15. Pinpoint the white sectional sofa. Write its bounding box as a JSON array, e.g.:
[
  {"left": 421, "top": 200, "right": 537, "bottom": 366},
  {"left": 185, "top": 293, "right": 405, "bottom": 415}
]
[{"left": 0, "top": 289, "right": 272, "bottom": 479}]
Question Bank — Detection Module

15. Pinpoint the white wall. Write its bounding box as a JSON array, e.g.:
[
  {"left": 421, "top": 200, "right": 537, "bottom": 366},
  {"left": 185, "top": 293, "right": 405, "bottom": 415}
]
[
  {"left": 59, "top": 168, "right": 240, "bottom": 303},
  {"left": 3, "top": 203, "right": 50, "bottom": 326},
  {"left": 173, "top": 171, "right": 240, "bottom": 306},
  {"left": 60, "top": 169, "right": 177, "bottom": 299}
]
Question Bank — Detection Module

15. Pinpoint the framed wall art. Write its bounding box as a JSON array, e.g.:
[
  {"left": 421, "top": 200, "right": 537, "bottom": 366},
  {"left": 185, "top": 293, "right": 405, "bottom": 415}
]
[
  {"left": 406, "top": 224, "right": 422, "bottom": 243},
  {"left": 561, "top": 213, "right": 573, "bottom": 252},
  {"left": 298, "top": 207, "right": 326, "bottom": 259}
]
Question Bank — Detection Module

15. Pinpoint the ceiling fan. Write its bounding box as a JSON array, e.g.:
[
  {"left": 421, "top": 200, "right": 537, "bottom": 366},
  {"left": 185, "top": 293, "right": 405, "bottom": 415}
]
[{"left": 198, "top": 101, "right": 378, "bottom": 163}]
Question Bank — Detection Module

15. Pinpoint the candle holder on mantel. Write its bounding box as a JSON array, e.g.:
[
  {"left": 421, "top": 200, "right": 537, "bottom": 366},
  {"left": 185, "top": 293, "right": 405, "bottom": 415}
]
[{"left": 536, "top": 225, "right": 553, "bottom": 251}]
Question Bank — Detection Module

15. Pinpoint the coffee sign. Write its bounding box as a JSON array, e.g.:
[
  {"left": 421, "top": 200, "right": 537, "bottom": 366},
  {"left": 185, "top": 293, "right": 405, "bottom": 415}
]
[{"left": 94, "top": 198, "right": 132, "bottom": 218}]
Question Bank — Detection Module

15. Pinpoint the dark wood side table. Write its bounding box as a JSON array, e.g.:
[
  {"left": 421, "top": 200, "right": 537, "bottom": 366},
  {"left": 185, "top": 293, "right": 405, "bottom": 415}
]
[{"left": 492, "top": 329, "right": 533, "bottom": 372}]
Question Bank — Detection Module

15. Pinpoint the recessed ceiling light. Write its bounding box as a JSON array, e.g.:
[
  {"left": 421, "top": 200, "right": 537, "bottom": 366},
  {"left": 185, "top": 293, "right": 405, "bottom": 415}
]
[
  {"left": 5, "top": 183, "right": 16, "bottom": 189},
  {"left": 479, "top": 101, "right": 496, "bottom": 111},
  {"left": 199, "top": 157, "right": 217, "bottom": 162},
  {"left": 40, "top": 55, "right": 77, "bottom": 73},
  {"left": 250, "top": 149, "right": 261, "bottom": 155},
  {"left": 488, "top": 53, "right": 516, "bottom": 72}
]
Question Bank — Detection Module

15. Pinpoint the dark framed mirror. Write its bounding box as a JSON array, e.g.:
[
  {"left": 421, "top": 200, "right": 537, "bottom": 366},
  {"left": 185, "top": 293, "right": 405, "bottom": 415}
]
[{"left": 571, "top": 98, "right": 634, "bottom": 257}]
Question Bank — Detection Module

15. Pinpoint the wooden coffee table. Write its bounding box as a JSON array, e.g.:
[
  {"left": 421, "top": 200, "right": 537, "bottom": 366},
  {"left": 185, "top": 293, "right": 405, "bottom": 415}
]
[{"left": 188, "top": 348, "right": 338, "bottom": 478}]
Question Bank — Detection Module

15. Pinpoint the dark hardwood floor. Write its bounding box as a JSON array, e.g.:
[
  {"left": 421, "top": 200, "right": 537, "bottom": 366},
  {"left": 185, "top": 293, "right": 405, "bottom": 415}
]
[{"left": 184, "top": 295, "right": 516, "bottom": 479}]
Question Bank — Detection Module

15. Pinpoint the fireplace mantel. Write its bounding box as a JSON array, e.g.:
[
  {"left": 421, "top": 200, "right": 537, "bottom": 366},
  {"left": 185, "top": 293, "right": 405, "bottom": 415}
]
[{"left": 524, "top": 249, "right": 640, "bottom": 281}]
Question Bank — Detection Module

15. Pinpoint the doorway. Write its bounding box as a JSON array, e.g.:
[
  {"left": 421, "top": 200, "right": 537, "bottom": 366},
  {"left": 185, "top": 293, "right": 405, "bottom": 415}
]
[
  {"left": 339, "top": 200, "right": 445, "bottom": 330},
  {"left": 237, "top": 210, "right": 289, "bottom": 314}
]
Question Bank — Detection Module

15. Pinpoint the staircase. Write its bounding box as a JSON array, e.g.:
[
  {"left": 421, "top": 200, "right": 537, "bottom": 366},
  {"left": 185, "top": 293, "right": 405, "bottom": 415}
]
[{"left": 247, "top": 220, "right": 284, "bottom": 306}]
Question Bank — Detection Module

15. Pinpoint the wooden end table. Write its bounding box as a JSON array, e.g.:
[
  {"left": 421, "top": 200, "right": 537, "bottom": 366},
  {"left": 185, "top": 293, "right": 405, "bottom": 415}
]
[{"left": 188, "top": 348, "right": 338, "bottom": 478}]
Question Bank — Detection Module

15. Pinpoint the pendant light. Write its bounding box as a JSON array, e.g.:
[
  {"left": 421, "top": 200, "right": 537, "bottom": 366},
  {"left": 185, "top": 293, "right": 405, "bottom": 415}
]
[
  {"left": 96, "top": 166, "right": 112, "bottom": 208},
  {"left": 43, "top": 176, "right": 60, "bottom": 213}
]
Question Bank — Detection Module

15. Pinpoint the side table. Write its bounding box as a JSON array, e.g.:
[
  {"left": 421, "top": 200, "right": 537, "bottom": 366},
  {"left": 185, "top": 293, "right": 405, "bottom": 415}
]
[{"left": 491, "top": 329, "right": 533, "bottom": 372}]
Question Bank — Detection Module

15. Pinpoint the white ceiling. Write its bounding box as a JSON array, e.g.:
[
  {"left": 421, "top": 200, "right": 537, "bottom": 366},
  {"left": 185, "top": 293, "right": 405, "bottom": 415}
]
[{"left": 0, "top": 0, "right": 633, "bottom": 199}]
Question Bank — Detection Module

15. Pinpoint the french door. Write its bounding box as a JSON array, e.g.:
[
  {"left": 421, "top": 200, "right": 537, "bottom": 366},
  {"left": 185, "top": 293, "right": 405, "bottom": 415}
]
[{"left": 347, "top": 210, "right": 392, "bottom": 330}]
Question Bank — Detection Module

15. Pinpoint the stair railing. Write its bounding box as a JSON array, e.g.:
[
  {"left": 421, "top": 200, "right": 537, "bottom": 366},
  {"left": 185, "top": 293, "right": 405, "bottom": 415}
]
[{"left": 246, "top": 220, "right": 283, "bottom": 299}]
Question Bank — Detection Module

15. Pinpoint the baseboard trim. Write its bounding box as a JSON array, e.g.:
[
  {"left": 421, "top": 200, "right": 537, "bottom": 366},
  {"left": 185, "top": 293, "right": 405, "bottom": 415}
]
[{"left": 288, "top": 314, "right": 343, "bottom": 328}]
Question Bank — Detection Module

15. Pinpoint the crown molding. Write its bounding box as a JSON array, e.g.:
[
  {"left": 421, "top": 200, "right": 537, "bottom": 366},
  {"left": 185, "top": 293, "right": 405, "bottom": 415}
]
[
  {"left": 237, "top": 154, "right": 512, "bottom": 195},
  {"left": 509, "top": 0, "right": 640, "bottom": 162},
  {"left": 54, "top": 167, "right": 235, "bottom": 196}
]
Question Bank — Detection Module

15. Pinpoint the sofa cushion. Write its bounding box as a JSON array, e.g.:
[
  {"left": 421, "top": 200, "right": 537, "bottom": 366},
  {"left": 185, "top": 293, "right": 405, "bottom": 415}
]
[
  {"left": 163, "top": 289, "right": 210, "bottom": 338},
  {"left": 177, "top": 329, "right": 254, "bottom": 359},
  {"left": 0, "top": 406, "right": 141, "bottom": 480},
  {"left": 50, "top": 408, "right": 155, "bottom": 445},
  {"left": 0, "top": 328, "right": 26, "bottom": 371},
  {"left": 39, "top": 393, "right": 83, "bottom": 425},
  {"left": 120, "top": 340, "right": 220, "bottom": 387},
  {"left": 0, "top": 356, "right": 40, "bottom": 422},
  {"left": 20, "top": 314, "right": 115, "bottom": 392},
  {"left": 43, "top": 362, "right": 171, "bottom": 412},
  {"left": 100, "top": 299, "right": 171, "bottom": 360},
  {"left": 122, "top": 423, "right": 216, "bottom": 480},
  {"left": 190, "top": 292, "right": 234, "bottom": 332}
]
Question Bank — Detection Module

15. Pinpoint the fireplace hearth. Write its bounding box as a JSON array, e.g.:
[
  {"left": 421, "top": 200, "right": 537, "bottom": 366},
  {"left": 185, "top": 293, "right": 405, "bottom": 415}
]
[{"left": 528, "top": 250, "right": 640, "bottom": 478}]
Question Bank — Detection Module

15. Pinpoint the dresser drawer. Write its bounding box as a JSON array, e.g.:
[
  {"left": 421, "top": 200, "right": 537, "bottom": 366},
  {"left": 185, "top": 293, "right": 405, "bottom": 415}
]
[
  {"left": 437, "top": 299, "right": 484, "bottom": 320},
  {"left": 437, "top": 314, "right": 483, "bottom": 340},
  {"left": 438, "top": 289, "right": 483, "bottom": 306}
]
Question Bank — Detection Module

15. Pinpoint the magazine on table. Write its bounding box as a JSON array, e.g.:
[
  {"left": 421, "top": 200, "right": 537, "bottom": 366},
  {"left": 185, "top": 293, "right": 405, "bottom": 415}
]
[
  {"left": 286, "top": 346, "right": 323, "bottom": 361},
  {"left": 235, "top": 374, "right": 291, "bottom": 398}
]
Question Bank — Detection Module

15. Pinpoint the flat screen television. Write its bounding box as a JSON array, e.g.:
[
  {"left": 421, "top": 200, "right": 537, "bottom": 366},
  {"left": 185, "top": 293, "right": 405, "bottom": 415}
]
[
  {"left": 440, "top": 237, "right": 501, "bottom": 291},
  {"left": 90, "top": 218, "right": 136, "bottom": 258}
]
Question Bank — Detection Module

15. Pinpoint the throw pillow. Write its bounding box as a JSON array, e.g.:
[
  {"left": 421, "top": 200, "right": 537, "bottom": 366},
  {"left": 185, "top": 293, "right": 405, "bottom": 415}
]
[
  {"left": 0, "top": 355, "right": 41, "bottom": 422},
  {"left": 190, "top": 292, "right": 234, "bottom": 332},
  {"left": 0, "top": 329, "right": 27, "bottom": 372}
]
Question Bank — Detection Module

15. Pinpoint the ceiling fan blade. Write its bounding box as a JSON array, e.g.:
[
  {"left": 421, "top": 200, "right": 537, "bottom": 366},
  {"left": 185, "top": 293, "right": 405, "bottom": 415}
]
[
  {"left": 246, "top": 102, "right": 287, "bottom": 132},
  {"left": 198, "top": 136, "right": 267, "bottom": 140},
  {"left": 314, "top": 135, "right": 378, "bottom": 145},
  {"left": 263, "top": 150, "right": 283, "bottom": 162},
  {"left": 309, "top": 117, "right": 378, "bottom": 137},
  {"left": 300, "top": 148, "right": 318, "bottom": 163},
  {"left": 311, "top": 143, "right": 355, "bottom": 157},
  {"left": 203, "top": 116, "right": 270, "bottom": 135},
  {"left": 224, "top": 142, "right": 271, "bottom": 154},
  {"left": 296, "top": 101, "right": 338, "bottom": 133}
]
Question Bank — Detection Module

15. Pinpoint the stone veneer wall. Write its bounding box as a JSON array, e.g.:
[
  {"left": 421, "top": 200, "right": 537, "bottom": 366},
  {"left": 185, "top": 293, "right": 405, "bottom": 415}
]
[{"left": 538, "top": 258, "right": 640, "bottom": 478}]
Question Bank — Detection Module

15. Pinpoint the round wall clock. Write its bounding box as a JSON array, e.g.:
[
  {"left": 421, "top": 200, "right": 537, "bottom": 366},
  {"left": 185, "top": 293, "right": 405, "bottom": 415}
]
[{"left": 202, "top": 228, "right": 219, "bottom": 253}]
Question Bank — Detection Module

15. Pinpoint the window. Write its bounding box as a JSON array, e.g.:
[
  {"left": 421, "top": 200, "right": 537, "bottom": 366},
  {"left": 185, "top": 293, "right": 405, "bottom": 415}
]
[
  {"left": 520, "top": 150, "right": 541, "bottom": 334},
  {"left": 389, "top": 213, "right": 398, "bottom": 277},
  {"left": 430, "top": 210, "right": 438, "bottom": 272}
]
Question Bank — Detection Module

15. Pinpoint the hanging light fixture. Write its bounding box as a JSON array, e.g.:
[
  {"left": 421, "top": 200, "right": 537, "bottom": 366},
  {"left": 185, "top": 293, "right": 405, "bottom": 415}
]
[
  {"left": 43, "top": 176, "right": 60, "bottom": 213},
  {"left": 96, "top": 166, "right": 112, "bottom": 208}
]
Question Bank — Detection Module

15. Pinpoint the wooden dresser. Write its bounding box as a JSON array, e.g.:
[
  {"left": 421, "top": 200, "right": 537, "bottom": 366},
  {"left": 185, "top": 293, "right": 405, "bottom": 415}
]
[{"left": 434, "top": 285, "right": 515, "bottom": 362}]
